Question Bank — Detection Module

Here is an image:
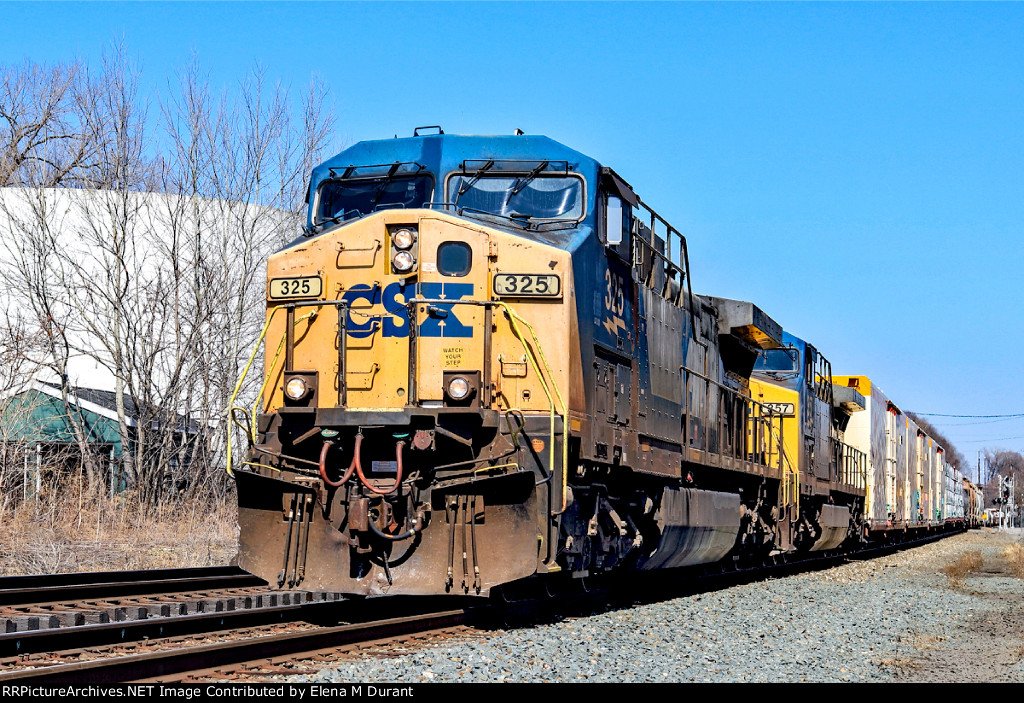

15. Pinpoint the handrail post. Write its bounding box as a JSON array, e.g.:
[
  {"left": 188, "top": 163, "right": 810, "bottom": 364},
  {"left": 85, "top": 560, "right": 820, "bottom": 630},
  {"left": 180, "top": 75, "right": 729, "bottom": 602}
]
[
  {"left": 285, "top": 306, "right": 295, "bottom": 373},
  {"left": 337, "top": 304, "right": 347, "bottom": 406},
  {"left": 682, "top": 369, "right": 690, "bottom": 453},
  {"left": 482, "top": 305, "right": 493, "bottom": 406},
  {"left": 407, "top": 301, "right": 418, "bottom": 405},
  {"left": 704, "top": 376, "right": 710, "bottom": 452}
]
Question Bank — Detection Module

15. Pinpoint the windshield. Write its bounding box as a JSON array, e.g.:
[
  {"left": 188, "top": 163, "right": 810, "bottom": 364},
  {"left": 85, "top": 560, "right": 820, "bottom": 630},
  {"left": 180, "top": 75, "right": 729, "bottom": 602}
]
[
  {"left": 315, "top": 175, "right": 433, "bottom": 224},
  {"left": 754, "top": 348, "right": 800, "bottom": 374},
  {"left": 448, "top": 175, "right": 584, "bottom": 221}
]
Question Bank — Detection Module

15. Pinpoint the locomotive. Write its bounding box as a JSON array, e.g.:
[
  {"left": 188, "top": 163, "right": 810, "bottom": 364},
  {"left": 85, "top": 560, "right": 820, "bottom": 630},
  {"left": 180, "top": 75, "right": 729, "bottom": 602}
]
[{"left": 229, "top": 129, "right": 964, "bottom": 596}]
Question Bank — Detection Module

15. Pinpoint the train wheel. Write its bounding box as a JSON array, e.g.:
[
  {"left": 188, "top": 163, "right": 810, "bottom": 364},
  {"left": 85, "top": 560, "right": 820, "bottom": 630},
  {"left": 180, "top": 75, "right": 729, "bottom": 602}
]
[
  {"left": 569, "top": 576, "right": 592, "bottom": 594},
  {"left": 489, "top": 584, "right": 511, "bottom": 604}
]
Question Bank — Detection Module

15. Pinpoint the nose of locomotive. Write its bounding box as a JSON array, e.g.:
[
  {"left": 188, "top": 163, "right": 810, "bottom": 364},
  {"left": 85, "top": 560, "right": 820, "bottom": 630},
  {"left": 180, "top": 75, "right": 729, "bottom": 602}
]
[{"left": 237, "top": 208, "right": 574, "bottom": 596}]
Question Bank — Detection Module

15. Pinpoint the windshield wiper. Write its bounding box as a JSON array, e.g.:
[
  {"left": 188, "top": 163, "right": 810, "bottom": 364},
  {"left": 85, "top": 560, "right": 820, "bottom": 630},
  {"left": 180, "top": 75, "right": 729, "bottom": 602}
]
[
  {"left": 457, "top": 207, "right": 530, "bottom": 230},
  {"left": 453, "top": 160, "right": 495, "bottom": 206},
  {"left": 533, "top": 219, "right": 578, "bottom": 232},
  {"left": 368, "top": 162, "right": 404, "bottom": 211},
  {"left": 505, "top": 160, "right": 549, "bottom": 205},
  {"left": 315, "top": 208, "right": 361, "bottom": 231},
  {"left": 763, "top": 370, "right": 799, "bottom": 379}
]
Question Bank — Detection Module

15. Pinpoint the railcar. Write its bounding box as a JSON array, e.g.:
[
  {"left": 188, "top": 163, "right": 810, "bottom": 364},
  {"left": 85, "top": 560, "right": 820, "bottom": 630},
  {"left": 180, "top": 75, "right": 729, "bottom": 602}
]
[
  {"left": 944, "top": 463, "right": 965, "bottom": 525},
  {"left": 832, "top": 375, "right": 966, "bottom": 536},
  {"left": 963, "top": 478, "right": 984, "bottom": 528},
  {"left": 228, "top": 130, "right": 959, "bottom": 596}
]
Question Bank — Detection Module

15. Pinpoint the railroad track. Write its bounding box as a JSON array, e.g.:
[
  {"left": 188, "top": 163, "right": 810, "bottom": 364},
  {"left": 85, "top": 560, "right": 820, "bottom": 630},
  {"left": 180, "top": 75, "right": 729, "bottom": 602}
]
[
  {"left": 0, "top": 565, "right": 340, "bottom": 643},
  {"left": 0, "top": 528, "right": 965, "bottom": 683},
  {"left": 0, "top": 565, "right": 481, "bottom": 684},
  {"left": 0, "top": 609, "right": 475, "bottom": 684},
  {"left": 0, "top": 565, "right": 263, "bottom": 607}
]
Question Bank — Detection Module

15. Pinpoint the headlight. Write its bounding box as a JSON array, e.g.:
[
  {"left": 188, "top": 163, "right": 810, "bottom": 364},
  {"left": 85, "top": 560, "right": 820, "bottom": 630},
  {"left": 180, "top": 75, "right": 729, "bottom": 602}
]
[
  {"left": 447, "top": 376, "right": 470, "bottom": 400},
  {"left": 392, "top": 228, "right": 415, "bottom": 250},
  {"left": 393, "top": 250, "right": 416, "bottom": 272},
  {"left": 285, "top": 377, "right": 308, "bottom": 400}
]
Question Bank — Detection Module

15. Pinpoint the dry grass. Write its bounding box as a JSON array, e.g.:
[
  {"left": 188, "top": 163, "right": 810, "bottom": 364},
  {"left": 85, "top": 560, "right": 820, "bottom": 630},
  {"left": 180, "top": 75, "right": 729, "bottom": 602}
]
[
  {"left": 909, "top": 634, "right": 946, "bottom": 650},
  {"left": 0, "top": 479, "right": 237, "bottom": 576},
  {"left": 1002, "top": 542, "right": 1024, "bottom": 578},
  {"left": 941, "top": 550, "right": 984, "bottom": 587},
  {"left": 877, "top": 656, "right": 925, "bottom": 675}
]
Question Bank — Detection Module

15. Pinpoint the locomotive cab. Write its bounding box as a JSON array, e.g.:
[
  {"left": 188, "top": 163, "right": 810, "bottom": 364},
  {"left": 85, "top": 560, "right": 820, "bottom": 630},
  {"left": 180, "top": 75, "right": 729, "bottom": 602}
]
[{"left": 750, "top": 333, "right": 867, "bottom": 551}]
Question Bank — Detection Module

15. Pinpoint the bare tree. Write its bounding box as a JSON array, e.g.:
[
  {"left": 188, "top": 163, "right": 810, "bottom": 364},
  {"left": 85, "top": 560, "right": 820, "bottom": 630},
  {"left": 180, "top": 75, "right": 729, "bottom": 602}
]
[
  {"left": 154, "top": 62, "right": 335, "bottom": 501},
  {"left": 0, "top": 50, "right": 337, "bottom": 506},
  {"left": 0, "top": 59, "right": 106, "bottom": 188},
  {"left": 0, "top": 186, "right": 113, "bottom": 492},
  {"left": 0, "top": 313, "right": 46, "bottom": 513},
  {"left": 982, "top": 450, "right": 1024, "bottom": 507}
]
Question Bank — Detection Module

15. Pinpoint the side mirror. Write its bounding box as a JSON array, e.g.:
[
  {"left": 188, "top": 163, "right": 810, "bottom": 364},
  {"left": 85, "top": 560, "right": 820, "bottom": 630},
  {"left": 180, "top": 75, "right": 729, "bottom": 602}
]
[{"left": 606, "top": 196, "right": 623, "bottom": 246}]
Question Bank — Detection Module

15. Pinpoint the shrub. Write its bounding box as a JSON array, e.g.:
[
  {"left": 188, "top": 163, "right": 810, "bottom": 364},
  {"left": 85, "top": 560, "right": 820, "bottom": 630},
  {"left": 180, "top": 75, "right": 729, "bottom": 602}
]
[{"left": 942, "top": 550, "right": 984, "bottom": 587}]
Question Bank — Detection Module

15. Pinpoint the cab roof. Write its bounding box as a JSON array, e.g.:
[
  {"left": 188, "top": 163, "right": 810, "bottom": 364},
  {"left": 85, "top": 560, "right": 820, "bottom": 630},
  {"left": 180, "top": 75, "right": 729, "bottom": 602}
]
[{"left": 307, "top": 133, "right": 602, "bottom": 229}]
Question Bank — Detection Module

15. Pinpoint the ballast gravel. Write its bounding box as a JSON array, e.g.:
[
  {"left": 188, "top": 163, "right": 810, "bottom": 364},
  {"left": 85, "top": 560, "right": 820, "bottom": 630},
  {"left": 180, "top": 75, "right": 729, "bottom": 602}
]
[{"left": 293, "top": 530, "right": 1024, "bottom": 683}]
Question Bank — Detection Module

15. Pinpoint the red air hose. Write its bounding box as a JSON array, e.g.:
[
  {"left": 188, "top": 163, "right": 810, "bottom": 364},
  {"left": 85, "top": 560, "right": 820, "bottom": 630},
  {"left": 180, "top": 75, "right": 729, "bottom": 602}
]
[
  {"left": 318, "top": 434, "right": 360, "bottom": 488},
  {"left": 355, "top": 439, "right": 405, "bottom": 495}
]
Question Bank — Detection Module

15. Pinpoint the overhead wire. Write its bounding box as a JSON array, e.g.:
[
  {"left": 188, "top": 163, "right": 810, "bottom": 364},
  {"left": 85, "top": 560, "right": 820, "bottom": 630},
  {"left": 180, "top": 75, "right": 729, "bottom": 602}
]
[
  {"left": 931, "top": 417, "right": 1024, "bottom": 427},
  {"left": 910, "top": 411, "right": 1024, "bottom": 418},
  {"left": 957, "top": 436, "right": 1024, "bottom": 444}
]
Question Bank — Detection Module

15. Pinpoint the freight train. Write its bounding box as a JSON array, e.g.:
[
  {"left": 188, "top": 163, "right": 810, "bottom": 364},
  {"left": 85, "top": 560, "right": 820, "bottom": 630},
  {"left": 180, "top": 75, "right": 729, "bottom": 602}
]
[{"left": 228, "top": 129, "right": 968, "bottom": 596}]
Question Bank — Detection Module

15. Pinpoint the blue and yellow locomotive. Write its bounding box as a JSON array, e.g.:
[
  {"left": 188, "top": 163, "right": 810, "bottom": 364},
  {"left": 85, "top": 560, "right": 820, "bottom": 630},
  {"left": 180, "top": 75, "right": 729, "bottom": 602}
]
[{"left": 231, "top": 130, "right": 864, "bottom": 596}]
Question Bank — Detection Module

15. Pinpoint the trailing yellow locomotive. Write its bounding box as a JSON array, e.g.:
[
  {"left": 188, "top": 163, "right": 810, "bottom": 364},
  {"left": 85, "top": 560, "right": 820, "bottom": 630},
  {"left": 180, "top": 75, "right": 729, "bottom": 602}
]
[{"left": 229, "top": 130, "right": 957, "bottom": 597}]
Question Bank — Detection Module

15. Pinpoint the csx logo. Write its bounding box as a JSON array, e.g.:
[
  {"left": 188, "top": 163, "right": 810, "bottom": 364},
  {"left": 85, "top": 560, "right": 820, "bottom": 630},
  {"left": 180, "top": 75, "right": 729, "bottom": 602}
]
[{"left": 341, "top": 282, "right": 474, "bottom": 338}]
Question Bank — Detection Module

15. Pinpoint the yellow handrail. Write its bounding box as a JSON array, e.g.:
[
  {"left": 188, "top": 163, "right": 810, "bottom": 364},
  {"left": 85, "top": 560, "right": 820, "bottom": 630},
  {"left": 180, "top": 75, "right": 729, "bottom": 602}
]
[
  {"left": 227, "top": 306, "right": 283, "bottom": 476},
  {"left": 763, "top": 416, "right": 799, "bottom": 520},
  {"left": 490, "top": 301, "right": 569, "bottom": 513},
  {"left": 225, "top": 305, "right": 315, "bottom": 476},
  {"left": 253, "top": 310, "right": 317, "bottom": 423}
]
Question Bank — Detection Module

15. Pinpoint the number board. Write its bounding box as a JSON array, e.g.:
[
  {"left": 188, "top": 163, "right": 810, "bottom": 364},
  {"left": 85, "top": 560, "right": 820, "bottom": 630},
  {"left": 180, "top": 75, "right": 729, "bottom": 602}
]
[
  {"left": 269, "top": 276, "right": 323, "bottom": 300},
  {"left": 763, "top": 402, "right": 795, "bottom": 416},
  {"left": 492, "top": 273, "right": 561, "bottom": 298}
]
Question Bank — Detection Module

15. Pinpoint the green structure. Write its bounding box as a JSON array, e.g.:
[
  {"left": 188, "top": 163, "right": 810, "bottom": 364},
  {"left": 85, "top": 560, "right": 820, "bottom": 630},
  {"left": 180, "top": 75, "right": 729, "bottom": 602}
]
[{"left": 0, "top": 382, "right": 133, "bottom": 496}]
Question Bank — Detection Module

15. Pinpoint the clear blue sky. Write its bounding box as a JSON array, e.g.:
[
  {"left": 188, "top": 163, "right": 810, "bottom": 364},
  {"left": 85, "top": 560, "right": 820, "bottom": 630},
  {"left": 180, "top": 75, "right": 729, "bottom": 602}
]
[{"left": 4, "top": 2, "right": 1023, "bottom": 464}]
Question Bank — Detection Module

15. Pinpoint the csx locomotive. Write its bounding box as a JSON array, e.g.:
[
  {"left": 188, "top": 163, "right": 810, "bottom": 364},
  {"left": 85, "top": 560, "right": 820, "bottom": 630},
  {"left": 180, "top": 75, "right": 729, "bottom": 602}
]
[{"left": 229, "top": 129, "right": 965, "bottom": 596}]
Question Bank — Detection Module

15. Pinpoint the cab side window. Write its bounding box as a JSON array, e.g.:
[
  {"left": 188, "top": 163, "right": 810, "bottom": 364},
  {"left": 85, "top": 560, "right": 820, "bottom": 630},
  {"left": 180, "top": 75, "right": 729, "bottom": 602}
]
[{"left": 437, "top": 241, "right": 472, "bottom": 277}]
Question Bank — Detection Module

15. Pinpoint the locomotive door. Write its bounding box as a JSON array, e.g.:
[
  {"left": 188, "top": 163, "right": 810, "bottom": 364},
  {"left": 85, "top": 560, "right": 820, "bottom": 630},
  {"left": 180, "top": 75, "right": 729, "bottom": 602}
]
[
  {"left": 590, "top": 250, "right": 635, "bottom": 463},
  {"left": 414, "top": 220, "right": 488, "bottom": 405},
  {"left": 804, "top": 345, "right": 830, "bottom": 481},
  {"left": 594, "top": 258, "right": 634, "bottom": 421}
]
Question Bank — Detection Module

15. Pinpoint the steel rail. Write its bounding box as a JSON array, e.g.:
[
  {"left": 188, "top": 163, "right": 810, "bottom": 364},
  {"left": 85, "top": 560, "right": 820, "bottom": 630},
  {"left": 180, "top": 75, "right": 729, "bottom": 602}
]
[
  {"left": 0, "top": 609, "right": 471, "bottom": 684},
  {"left": 0, "top": 567, "right": 264, "bottom": 607},
  {"left": 0, "top": 595, "right": 343, "bottom": 659},
  {"left": 843, "top": 526, "right": 955, "bottom": 561}
]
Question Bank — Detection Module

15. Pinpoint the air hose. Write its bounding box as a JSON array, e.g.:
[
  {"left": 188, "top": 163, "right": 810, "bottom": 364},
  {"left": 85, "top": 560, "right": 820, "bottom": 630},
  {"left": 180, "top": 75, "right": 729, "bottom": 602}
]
[
  {"left": 355, "top": 439, "right": 405, "bottom": 495},
  {"left": 318, "top": 434, "right": 361, "bottom": 487},
  {"left": 369, "top": 515, "right": 421, "bottom": 542}
]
